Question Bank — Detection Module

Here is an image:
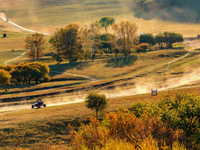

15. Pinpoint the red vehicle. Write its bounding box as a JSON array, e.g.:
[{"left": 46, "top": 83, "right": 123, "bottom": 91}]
[{"left": 32, "top": 99, "right": 46, "bottom": 108}]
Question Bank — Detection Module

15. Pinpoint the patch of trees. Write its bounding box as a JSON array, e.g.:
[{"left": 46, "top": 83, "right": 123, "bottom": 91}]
[
  {"left": 131, "top": 92, "right": 200, "bottom": 149},
  {"left": 0, "top": 62, "right": 50, "bottom": 85},
  {"left": 70, "top": 92, "right": 198, "bottom": 149},
  {"left": 25, "top": 18, "right": 183, "bottom": 63},
  {"left": 48, "top": 20, "right": 139, "bottom": 63},
  {"left": 139, "top": 32, "right": 183, "bottom": 49}
]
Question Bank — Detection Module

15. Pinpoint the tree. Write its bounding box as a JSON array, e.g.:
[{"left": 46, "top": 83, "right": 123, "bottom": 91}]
[
  {"left": 99, "top": 17, "right": 115, "bottom": 33},
  {"left": 85, "top": 92, "right": 109, "bottom": 119},
  {"left": 49, "top": 24, "right": 84, "bottom": 63},
  {"left": 158, "top": 92, "right": 200, "bottom": 148},
  {"left": 155, "top": 32, "right": 183, "bottom": 49},
  {"left": 155, "top": 33, "right": 164, "bottom": 49},
  {"left": 88, "top": 22, "right": 101, "bottom": 59},
  {"left": 28, "top": 62, "right": 50, "bottom": 83},
  {"left": 139, "top": 43, "right": 149, "bottom": 53},
  {"left": 0, "top": 69, "right": 11, "bottom": 85},
  {"left": 112, "top": 21, "right": 138, "bottom": 56},
  {"left": 113, "top": 48, "right": 119, "bottom": 57},
  {"left": 139, "top": 33, "right": 155, "bottom": 50},
  {"left": 83, "top": 49, "right": 92, "bottom": 61},
  {"left": 25, "top": 33, "right": 45, "bottom": 60},
  {"left": 163, "top": 32, "right": 184, "bottom": 48},
  {"left": 98, "top": 50, "right": 105, "bottom": 59},
  {"left": 10, "top": 62, "right": 50, "bottom": 85},
  {"left": 131, "top": 92, "right": 200, "bottom": 149}
]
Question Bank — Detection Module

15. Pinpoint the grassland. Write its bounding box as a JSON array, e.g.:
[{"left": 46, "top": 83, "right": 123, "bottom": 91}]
[
  {"left": 1, "top": 86, "right": 200, "bottom": 149},
  {"left": 0, "top": 45, "right": 197, "bottom": 107},
  {"left": 1, "top": 0, "right": 200, "bottom": 37},
  {"left": 1, "top": 0, "right": 200, "bottom": 149}
]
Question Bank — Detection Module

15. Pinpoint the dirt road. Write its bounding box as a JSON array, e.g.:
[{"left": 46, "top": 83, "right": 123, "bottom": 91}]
[{"left": 1, "top": 13, "right": 200, "bottom": 112}]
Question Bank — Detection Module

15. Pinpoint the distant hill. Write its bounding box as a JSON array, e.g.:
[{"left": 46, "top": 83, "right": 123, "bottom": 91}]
[{"left": 132, "top": 0, "right": 200, "bottom": 23}]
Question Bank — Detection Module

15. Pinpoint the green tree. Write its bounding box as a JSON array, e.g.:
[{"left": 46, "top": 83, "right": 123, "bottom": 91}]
[
  {"left": 163, "top": 32, "right": 184, "bottom": 48},
  {"left": 112, "top": 21, "right": 138, "bottom": 56},
  {"left": 139, "top": 33, "right": 155, "bottom": 50},
  {"left": 113, "top": 48, "right": 119, "bottom": 57},
  {"left": 50, "top": 24, "right": 84, "bottom": 63},
  {"left": 155, "top": 33, "right": 164, "bottom": 49},
  {"left": 25, "top": 33, "right": 45, "bottom": 60},
  {"left": 85, "top": 92, "right": 109, "bottom": 119},
  {"left": 0, "top": 69, "right": 11, "bottom": 85},
  {"left": 131, "top": 92, "right": 200, "bottom": 149},
  {"left": 99, "top": 17, "right": 115, "bottom": 33}
]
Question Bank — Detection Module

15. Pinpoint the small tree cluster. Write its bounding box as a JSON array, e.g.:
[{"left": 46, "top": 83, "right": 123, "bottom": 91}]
[
  {"left": 49, "top": 19, "right": 138, "bottom": 62},
  {"left": 0, "top": 62, "right": 50, "bottom": 85},
  {"left": 139, "top": 32, "right": 183, "bottom": 49}
]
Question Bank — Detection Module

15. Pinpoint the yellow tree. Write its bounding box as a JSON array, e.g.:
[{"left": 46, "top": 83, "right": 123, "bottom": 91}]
[
  {"left": 25, "top": 33, "right": 45, "bottom": 60},
  {"left": 112, "top": 21, "right": 138, "bottom": 56},
  {"left": 0, "top": 69, "right": 11, "bottom": 85}
]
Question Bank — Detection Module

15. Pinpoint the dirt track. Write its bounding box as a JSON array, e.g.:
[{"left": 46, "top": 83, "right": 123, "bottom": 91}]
[{"left": 1, "top": 13, "right": 200, "bottom": 113}]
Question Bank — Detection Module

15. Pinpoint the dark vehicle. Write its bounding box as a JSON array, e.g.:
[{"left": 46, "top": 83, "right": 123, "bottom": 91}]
[{"left": 32, "top": 99, "right": 46, "bottom": 109}]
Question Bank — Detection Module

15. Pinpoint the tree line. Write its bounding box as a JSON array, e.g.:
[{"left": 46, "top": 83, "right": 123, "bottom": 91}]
[
  {"left": 139, "top": 32, "right": 183, "bottom": 50},
  {"left": 25, "top": 17, "right": 183, "bottom": 63},
  {"left": 0, "top": 62, "right": 50, "bottom": 85}
]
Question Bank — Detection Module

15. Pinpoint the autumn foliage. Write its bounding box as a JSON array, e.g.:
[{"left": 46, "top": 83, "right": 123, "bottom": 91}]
[
  {"left": 70, "top": 108, "right": 185, "bottom": 150},
  {"left": 0, "top": 62, "right": 50, "bottom": 85}
]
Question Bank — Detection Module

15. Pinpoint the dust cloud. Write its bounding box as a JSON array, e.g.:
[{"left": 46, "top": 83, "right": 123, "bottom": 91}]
[{"left": 131, "top": 0, "right": 200, "bottom": 23}]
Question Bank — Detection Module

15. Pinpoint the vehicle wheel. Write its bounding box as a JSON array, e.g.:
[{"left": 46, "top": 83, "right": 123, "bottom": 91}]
[
  {"left": 44, "top": 104, "right": 46, "bottom": 107},
  {"left": 32, "top": 105, "right": 34, "bottom": 109},
  {"left": 37, "top": 105, "right": 40, "bottom": 108}
]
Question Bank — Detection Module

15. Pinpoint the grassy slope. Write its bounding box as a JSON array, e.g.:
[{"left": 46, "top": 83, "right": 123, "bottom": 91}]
[
  {"left": 1, "top": 86, "right": 200, "bottom": 149},
  {"left": 0, "top": 47, "right": 197, "bottom": 106},
  {"left": 0, "top": 1, "right": 200, "bottom": 148}
]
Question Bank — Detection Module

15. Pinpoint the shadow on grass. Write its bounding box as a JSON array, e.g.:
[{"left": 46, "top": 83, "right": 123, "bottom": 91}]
[
  {"left": 105, "top": 55, "right": 137, "bottom": 68},
  {"left": 49, "top": 61, "right": 91, "bottom": 76}
]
